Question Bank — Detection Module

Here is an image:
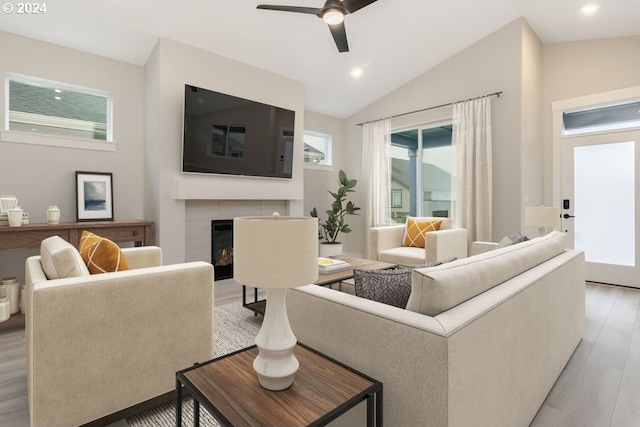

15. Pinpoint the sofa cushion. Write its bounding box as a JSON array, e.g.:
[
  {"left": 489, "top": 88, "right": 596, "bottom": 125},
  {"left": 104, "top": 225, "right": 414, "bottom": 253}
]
[
  {"left": 79, "top": 231, "right": 129, "bottom": 274},
  {"left": 379, "top": 246, "right": 425, "bottom": 265},
  {"left": 40, "top": 235, "right": 90, "bottom": 279},
  {"left": 402, "top": 218, "right": 442, "bottom": 248},
  {"left": 406, "top": 231, "right": 567, "bottom": 316},
  {"left": 353, "top": 268, "right": 412, "bottom": 308}
]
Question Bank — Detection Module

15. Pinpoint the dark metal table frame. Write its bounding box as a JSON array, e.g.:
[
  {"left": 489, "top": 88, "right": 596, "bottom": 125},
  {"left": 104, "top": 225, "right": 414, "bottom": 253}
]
[{"left": 175, "top": 343, "right": 383, "bottom": 427}]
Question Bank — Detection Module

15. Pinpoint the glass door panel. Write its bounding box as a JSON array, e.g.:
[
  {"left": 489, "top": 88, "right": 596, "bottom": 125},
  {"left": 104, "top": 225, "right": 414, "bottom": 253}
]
[
  {"left": 561, "top": 130, "right": 640, "bottom": 287},
  {"left": 574, "top": 141, "right": 634, "bottom": 266}
]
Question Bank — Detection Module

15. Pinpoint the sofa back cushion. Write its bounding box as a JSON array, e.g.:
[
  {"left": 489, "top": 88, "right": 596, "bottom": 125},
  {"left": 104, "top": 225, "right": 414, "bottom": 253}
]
[
  {"left": 406, "top": 231, "right": 567, "bottom": 316},
  {"left": 40, "top": 235, "right": 90, "bottom": 279}
]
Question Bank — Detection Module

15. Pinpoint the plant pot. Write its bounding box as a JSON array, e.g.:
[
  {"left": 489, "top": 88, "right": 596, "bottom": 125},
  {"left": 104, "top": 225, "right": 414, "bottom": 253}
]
[{"left": 319, "top": 242, "right": 343, "bottom": 258}]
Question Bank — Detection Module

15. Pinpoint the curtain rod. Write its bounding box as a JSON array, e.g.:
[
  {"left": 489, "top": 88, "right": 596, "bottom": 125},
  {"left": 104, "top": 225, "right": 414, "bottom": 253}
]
[{"left": 356, "top": 91, "right": 503, "bottom": 127}]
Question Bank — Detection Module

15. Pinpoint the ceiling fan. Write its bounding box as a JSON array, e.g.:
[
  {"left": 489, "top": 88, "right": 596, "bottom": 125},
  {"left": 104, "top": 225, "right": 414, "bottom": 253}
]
[{"left": 257, "top": 0, "right": 378, "bottom": 53}]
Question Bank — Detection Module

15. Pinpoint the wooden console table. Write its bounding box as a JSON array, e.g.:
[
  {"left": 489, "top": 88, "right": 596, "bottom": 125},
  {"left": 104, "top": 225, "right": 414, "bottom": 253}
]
[{"left": 0, "top": 220, "right": 153, "bottom": 251}]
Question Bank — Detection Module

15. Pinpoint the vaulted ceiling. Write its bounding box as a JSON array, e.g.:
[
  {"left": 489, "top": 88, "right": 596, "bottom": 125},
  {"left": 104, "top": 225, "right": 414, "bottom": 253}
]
[{"left": 1, "top": 0, "right": 638, "bottom": 118}]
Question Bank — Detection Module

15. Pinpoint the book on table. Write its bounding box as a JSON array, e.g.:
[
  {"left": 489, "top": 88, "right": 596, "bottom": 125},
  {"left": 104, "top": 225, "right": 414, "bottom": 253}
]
[{"left": 318, "top": 257, "right": 352, "bottom": 274}]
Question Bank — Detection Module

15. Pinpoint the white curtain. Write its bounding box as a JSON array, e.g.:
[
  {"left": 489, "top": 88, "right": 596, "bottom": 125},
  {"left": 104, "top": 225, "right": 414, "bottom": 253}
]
[
  {"left": 451, "top": 96, "right": 492, "bottom": 243},
  {"left": 362, "top": 118, "right": 391, "bottom": 256}
]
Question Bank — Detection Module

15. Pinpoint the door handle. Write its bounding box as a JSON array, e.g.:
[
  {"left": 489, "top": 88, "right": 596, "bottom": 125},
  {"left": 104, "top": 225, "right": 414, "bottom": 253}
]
[{"left": 563, "top": 214, "right": 575, "bottom": 219}]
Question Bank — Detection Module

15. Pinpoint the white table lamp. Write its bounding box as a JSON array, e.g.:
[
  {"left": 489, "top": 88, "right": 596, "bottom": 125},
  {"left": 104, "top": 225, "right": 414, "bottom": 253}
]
[
  {"left": 525, "top": 206, "right": 560, "bottom": 237},
  {"left": 234, "top": 213, "right": 318, "bottom": 391}
]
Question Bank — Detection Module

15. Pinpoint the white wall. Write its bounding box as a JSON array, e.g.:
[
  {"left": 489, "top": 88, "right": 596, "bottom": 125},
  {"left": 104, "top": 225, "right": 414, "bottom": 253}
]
[
  {"left": 342, "top": 18, "right": 540, "bottom": 255},
  {"left": 302, "top": 110, "right": 364, "bottom": 250},
  {"left": 0, "top": 31, "right": 144, "bottom": 281},
  {"left": 542, "top": 36, "right": 640, "bottom": 206},
  {"left": 520, "top": 22, "right": 544, "bottom": 235},
  {"left": 144, "top": 38, "right": 306, "bottom": 265}
]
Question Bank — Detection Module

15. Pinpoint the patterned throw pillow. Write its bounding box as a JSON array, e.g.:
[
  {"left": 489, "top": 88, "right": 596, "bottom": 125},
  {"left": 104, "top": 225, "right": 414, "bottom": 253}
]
[
  {"left": 79, "top": 231, "right": 129, "bottom": 274},
  {"left": 353, "top": 268, "right": 412, "bottom": 308},
  {"left": 401, "top": 218, "right": 442, "bottom": 248}
]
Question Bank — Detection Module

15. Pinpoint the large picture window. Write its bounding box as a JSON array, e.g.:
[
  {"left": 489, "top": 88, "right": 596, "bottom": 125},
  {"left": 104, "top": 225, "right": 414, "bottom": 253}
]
[
  {"left": 390, "top": 124, "right": 452, "bottom": 223},
  {"left": 5, "top": 73, "right": 112, "bottom": 142}
]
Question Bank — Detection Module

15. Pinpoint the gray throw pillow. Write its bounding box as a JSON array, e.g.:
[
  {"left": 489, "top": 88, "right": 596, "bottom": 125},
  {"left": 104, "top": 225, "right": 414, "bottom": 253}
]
[
  {"left": 510, "top": 231, "right": 530, "bottom": 244},
  {"left": 353, "top": 268, "right": 412, "bottom": 308}
]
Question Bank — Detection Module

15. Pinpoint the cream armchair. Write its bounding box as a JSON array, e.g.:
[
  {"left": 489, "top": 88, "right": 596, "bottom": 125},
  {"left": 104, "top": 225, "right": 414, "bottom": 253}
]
[
  {"left": 25, "top": 238, "right": 214, "bottom": 427},
  {"left": 369, "top": 217, "right": 468, "bottom": 265}
]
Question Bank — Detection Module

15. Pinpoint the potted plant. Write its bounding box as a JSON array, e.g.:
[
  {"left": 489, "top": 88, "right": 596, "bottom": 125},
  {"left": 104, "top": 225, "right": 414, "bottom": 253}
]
[{"left": 310, "top": 170, "right": 361, "bottom": 257}]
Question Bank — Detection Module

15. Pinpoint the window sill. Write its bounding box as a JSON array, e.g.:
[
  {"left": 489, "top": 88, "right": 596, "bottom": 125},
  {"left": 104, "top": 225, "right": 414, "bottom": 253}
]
[
  {"left": 304, "top": 163, "right": 334, "bottom": 172},
  {"left": 0, "top": 130, "right": 117, "bottom": 152}
]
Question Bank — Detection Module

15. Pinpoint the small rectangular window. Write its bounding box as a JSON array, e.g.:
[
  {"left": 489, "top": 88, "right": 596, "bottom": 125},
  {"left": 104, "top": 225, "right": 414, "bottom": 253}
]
[
  {"left": 303, "top": 130, "right": 332, "bottom": 167},
  {"left": 6, "top": 73, "right": 112, "bottom": 141},
  {"left": 563, "top": 100, "right": 640, "bottom": 136}
]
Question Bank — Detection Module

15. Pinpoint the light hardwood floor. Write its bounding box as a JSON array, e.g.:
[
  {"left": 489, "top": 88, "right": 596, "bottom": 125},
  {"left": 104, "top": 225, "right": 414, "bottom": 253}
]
[{"left": 1, "top": 282, "right": 639, "bottom": 427}]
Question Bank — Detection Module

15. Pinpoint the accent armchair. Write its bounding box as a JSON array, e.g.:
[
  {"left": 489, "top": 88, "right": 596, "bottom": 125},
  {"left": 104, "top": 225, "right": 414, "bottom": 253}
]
[
  {"left": 369, "top": 217, "right": 468, "bottom": 265},
  {"left": 25, "top": 237, "right": 214, "bottom": 427}
]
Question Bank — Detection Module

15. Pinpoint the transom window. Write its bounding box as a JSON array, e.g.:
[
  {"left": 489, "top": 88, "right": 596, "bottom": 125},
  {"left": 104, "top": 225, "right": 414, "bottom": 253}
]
[
  {"left": 303, "top": 130, "right": 332, "bottom": 167},
  {"left": 563, "top": 99, "right": 640, "bottom": 136},
  {"left": 6, "top": 73, "right": 112, "bottom": 141}
]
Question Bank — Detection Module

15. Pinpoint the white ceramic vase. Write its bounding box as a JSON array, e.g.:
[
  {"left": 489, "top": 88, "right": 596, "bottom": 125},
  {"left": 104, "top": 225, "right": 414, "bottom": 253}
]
[
  {"left": 0, "top": 277, "right": 21, "bottom": 315},
  {"left": 0, "top": 195, "right": 18, "bottom": 213},
  {"left": 47, "top": 206, "right": 61, "bottom": 224},
  {"left": 7, "top": 207, "right": 23, "bottom": 227},
  {"left": 319, "top": 242, "right": 343, "bottom": 258},
  {"left": 0, "top": 296, "right": 9, "bottom": 323}
]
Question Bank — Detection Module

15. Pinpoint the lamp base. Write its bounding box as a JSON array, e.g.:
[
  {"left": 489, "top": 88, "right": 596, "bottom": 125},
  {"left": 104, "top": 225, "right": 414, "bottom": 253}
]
[
  {"left": 537, "top": 226, "right": 549, "bottom": 237},
  {"left": 253, "top": 288, "right": 299, "bottom": 391}
]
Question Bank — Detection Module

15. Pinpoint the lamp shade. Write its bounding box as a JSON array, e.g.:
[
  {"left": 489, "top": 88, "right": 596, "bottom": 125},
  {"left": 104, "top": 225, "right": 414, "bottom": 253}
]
[
  {"left": 234, "top": 215, "right": 318, "bottom": 288},
  {"left": 525, "top": 206, "right": 560, "bottom": 227}
]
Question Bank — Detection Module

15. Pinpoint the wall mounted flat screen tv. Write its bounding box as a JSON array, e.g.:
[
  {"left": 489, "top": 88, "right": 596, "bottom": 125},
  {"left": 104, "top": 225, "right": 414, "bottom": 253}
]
[{"left": 182, "top": 84, "right": 295, "bottom": 179}]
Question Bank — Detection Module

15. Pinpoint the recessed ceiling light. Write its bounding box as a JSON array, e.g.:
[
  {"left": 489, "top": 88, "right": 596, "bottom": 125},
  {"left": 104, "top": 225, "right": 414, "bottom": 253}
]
[
  {"left": 54, "top": 96, "right": 61, "bottom": 100},
  {"left": 581, "top": 4, "right": 599, "bottom": 15},
  {"left": 351, "top": 67, "right": 363, "bottom": 78},
  {"left": 54, "top": 89, "right": 62, "bottom": 93}
]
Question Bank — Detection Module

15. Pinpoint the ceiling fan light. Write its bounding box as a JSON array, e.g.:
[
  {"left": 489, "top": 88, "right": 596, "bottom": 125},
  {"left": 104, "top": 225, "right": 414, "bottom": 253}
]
[{"left": 323, "top": 9, "right": 344, "bottom": 25}]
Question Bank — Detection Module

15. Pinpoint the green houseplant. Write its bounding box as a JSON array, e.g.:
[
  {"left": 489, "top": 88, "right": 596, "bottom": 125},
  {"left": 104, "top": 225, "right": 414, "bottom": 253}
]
[{"left": 310, "top": 170, "right": 360, "bottom": 254}]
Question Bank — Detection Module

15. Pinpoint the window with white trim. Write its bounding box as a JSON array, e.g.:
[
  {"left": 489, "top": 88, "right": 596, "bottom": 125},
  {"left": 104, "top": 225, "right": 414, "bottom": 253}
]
[
  {"left": 5, "top": 73, "right": 112, "bottom": 142},
  {"left": 563, "top": 99, "right": 640, "bottom": 136},
  {"left": 303, "top": 130, "right": 332, "bottom": 168}
]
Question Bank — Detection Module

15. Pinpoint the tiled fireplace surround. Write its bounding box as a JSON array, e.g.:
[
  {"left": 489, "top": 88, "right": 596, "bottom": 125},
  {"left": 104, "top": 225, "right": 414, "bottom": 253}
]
[{"left": 184, "top": 199, "right": 288, "bottom": 299}]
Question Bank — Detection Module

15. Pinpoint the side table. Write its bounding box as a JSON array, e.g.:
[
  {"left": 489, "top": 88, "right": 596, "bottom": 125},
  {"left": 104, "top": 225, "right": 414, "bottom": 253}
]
[{"left": 176, "top": 343, "right": 383, "bottom": 427}]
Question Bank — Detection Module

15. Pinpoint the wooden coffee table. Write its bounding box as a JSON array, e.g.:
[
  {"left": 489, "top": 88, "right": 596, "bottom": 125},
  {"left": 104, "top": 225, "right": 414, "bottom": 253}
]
[
  {"left": 242, "top": 257, "right": 396, "bottom": 315},
  {"left": 176, "top": 343, "right": 383, "bottom": 427}
]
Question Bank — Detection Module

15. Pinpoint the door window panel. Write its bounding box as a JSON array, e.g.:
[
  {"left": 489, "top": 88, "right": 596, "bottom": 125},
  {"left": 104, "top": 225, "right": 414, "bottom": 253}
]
[{"left": 574, "top": 141, "right": 635, "bottom": 265}]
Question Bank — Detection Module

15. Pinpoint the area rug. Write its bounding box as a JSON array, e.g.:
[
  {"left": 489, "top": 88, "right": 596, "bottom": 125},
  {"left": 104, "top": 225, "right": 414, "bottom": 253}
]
[{"left": 126, "top": 302, "right": 262, "bottom": 427}]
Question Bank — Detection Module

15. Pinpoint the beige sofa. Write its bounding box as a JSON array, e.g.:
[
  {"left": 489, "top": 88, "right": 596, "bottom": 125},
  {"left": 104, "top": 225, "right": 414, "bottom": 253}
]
[
  {"left": 288, "top": 231, "right": 585, "bottom": 427},
  {"left": 369, "top": 217, "right": 468, "bottom": 265},
  {"left": 25, "top": 240, "right": 214, "bottom": 427}
]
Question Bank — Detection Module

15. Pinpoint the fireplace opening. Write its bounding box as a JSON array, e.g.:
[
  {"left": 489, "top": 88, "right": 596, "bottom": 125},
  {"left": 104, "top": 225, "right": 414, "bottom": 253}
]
[{"left": 211, "top": 219, "right": 233, "bottom": 281}]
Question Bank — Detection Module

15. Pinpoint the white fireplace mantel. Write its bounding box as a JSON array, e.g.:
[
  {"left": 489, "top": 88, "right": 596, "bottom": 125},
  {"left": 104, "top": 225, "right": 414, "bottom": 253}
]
[{"left": 173, "top": 177, "right": 304, "bottom": 201}]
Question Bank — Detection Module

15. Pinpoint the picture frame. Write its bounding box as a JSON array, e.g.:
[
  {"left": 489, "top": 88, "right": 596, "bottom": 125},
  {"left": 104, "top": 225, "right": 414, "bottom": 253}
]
[
  {"left": 75, "top": 171, "right": 114, "bottom": 221},
  {"left": 391, "top": 189, "right": 402, "bottom": 208}
]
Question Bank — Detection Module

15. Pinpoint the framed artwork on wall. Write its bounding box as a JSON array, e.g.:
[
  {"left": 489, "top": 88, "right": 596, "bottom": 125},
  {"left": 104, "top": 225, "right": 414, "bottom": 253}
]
[{"left": 75, "top": 171, "right": 113, "bottom": 221}]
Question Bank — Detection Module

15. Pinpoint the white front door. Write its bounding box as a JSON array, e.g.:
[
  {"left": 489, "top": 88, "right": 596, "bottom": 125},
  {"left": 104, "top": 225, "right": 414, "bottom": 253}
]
[{"left": 561, "top": 130, "right": 640, "bottom": 287}]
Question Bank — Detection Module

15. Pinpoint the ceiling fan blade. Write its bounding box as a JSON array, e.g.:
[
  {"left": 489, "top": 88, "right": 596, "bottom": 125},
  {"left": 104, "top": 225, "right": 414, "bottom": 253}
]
[
  {"left": 341, "top": 0, "right": 377, "bottom": 14},
  {"left": 257, "top": 5, "right": 322, "bottom": 16},
  {"left": 328, "top": 21, "right": 349, "bottom": 53}
]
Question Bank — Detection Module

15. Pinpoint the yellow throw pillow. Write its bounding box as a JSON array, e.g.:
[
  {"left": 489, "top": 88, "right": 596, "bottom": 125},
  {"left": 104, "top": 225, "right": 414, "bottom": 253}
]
[
  {"left": 79, "top": 230, "right": 129, "bottom": 274},
  {"left": 402, "top": 218, "right": 442, "bottom": 248}
]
